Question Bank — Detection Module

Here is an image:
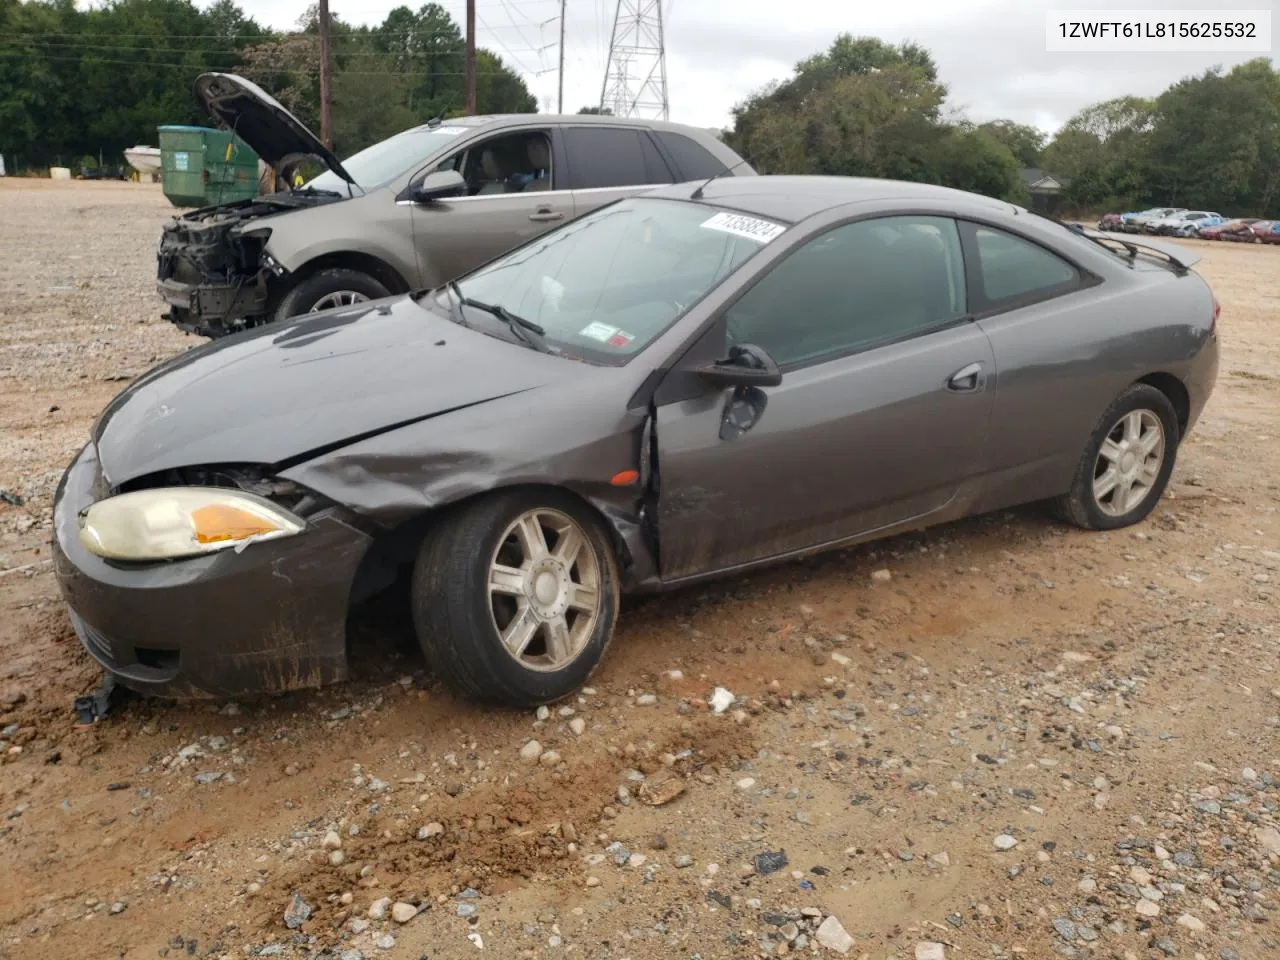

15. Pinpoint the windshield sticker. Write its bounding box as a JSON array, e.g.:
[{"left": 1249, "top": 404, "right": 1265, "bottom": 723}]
[
  {"left": 700, "top": 211, "right": 785, "bottom": 244},
  {"left": 606, "top": 330, "right": 634, "bottom": 348},
  {"left": 579, "top": 321, "right": 620, "bottom": 343}
]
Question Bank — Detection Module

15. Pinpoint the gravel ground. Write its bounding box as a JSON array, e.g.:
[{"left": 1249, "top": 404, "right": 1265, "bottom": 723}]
[{"left": 1, "top": 179, "right": 1279, "bottom": 960}]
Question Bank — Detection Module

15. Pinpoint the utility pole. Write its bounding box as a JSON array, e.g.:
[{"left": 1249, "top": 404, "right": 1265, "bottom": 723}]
[
  {"left": 318, "top": 0, "right": 333, "bottom": 148},
  {"left": 464, "top": 0, "right": 477, "bottom": 114},
  {"left": 557, "top": 0, "right": 566, "bottom": 113}
]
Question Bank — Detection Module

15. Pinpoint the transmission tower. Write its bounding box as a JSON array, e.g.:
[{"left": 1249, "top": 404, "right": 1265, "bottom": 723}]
[{"left": 600, "top": 0, "right": 668, "bottom": 120}]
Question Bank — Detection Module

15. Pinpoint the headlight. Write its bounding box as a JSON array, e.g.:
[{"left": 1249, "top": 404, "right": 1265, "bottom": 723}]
[{"left": 78, "top": 487, "right": 305, "bottom": 561}]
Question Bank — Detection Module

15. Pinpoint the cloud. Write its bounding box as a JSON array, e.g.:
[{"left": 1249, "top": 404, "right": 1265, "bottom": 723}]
[{"left": 254, "top": 0, "right": 1275, "bottom": 133}]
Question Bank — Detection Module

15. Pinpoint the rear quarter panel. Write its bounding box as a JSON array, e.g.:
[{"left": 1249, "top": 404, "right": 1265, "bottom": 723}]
[{"left": 973, "top": 260, "right": 1215, "bottom": 512}]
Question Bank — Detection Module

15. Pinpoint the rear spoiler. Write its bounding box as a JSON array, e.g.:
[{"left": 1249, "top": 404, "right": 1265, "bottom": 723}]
[{"left": 1078, "top": 227, "right": 1202, "bottom": 274}]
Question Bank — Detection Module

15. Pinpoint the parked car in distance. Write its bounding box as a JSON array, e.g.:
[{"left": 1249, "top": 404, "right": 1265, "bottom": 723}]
[
  {"left": 1097, "top": 212, "right": 1124, "bottom": 231},
  {"left": 1122, "top": 207, "right": 1186, "bottom": 233},
  {"left": 56, "top": 176, "right": 1220, "bottom": 707},
  {"left": 1251, "top": 220, "right": 1280, "bottom": 244},
  {"left": 157, "top": 73, "right": 754, "bottom": 338},
  {"left": 1147, "top": 211, "right": 1221, "bottom": 236},
  {"left": 1198, "top": 218, "right": 1259, "bottom": 241}
]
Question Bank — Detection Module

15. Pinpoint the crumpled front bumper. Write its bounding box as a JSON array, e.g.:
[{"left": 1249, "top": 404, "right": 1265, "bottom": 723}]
[{"left": 52, "top": 443, "right": 374, "bottom": 699}]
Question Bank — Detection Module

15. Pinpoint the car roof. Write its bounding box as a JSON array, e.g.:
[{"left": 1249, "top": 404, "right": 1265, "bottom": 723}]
[
  {"left": 640, "top": 175, "right": 1018, "bottom": 225},
  {"left": 409, "top": 114, "right": 723, "bottom": 137}
]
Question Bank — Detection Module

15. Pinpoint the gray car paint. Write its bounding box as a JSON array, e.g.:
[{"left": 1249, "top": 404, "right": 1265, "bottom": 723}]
[{"left": 66, "top": 175, "right": 1219, "bottom": 696}]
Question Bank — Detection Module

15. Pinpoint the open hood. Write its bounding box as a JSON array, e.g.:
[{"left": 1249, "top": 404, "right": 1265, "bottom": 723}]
[{"left": 193, "top": 72, "right": 355, "bottom": 185}]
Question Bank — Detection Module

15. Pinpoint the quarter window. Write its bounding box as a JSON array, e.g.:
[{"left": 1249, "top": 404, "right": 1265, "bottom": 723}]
[
  {"left": 655, "top": 131, "right": 728, "bottom": 180},
  {"left": 562, "top": 127, "right": 674, "bottom": 189},
  {"left": 725, "top": 216, "right": 967, "bottom": 367},
  {"left": 972, "top": 226, "right": 1078, "bottom": 304}
]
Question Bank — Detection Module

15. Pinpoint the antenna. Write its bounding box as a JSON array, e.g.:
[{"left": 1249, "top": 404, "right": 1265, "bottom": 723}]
[{"left": 600, "top": 0, "right": 668, "bottom": 119}]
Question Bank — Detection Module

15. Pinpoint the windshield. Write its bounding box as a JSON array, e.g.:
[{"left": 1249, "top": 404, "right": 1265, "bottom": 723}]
[
  {"left": 307, "top": 124, "right": 475, "bottom": 191},
  {"left": 447, "top": 197, "right": 784, "bottom": 364}
]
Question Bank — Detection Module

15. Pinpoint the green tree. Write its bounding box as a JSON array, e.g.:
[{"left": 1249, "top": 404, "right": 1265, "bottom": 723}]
[{"left": 977, "top": 120, "right": 1045, "bottom": 168}]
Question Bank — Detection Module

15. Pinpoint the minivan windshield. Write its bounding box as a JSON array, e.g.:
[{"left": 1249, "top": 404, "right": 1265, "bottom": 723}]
[
  {"left": 444, "top": 197, "right": 786, "bottom": 363},
  {"left": 306, "top": 124, "right": 476, "bottom": 191}
]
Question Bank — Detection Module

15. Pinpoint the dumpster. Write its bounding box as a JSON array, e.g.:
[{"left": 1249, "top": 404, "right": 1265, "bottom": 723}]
[{"left": 158, "top": 125, "right": 261, "bottom": 207}]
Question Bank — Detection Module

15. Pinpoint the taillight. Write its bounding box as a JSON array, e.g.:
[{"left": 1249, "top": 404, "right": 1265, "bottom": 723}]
[{"left": 1211, "top": 295, "right": 1221, "bottom": 335}]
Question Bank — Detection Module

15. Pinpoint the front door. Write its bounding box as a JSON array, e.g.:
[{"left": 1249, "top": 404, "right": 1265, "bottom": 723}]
[
  {"left": 654, "top": 214, "right": 997, "bottom": 580},
  {"left": 411, "top": 128, "right": 573, "bottom": 285}
]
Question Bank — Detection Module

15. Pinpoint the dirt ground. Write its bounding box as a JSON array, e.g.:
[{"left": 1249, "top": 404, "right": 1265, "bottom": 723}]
[{"left": 1, "top": 178, "right": 1279, "bottom": 960}]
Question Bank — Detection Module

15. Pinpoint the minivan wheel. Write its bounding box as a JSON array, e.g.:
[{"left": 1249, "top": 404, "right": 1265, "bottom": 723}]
[
  {"left": 1052, "top": 383, "right": 1180, "bottom": 531},
  {"left": 411, "top": 490, "right": 620, "bottom": 707},
  {"left": 274, "top": 268, "right": 391, "bottom": 320}
]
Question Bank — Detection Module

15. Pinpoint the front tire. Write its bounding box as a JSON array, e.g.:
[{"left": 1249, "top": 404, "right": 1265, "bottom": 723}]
[
  {"left": 411, "top": 490, "right": 620, "bottom": 707},
  {"left": 274, "top": 267, "right": 390, "bottom": 320},
  {"left": 1052, "top": 384, "right": 1180, "bottom": 531}
]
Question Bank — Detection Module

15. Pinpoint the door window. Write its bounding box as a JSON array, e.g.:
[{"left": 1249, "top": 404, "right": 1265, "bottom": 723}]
[
  {"left": 725, "top": 216, "right": 967, "bottom": 367},
  {"left": 562, "top": 127, "right": 674, "bottom": 189},
  {"left": 972, "top": 226, "right": 1078, "bottom": 304},
  {"left": 434, "top": 130, "right": 554, "bottom": 196}
]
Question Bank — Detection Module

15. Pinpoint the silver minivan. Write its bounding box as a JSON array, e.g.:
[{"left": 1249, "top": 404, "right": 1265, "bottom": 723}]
[{"left": 157, "top": 73, "right": 754, "bottom": 337}]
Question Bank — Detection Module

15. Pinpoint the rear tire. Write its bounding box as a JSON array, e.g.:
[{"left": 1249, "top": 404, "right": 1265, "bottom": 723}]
[
  {"left": 1052, "top": 384, "right": 1180, "bottom": 531},
  {"left": 411, "top": 490, "right": 620, "bottom": 707},
  {"left": 274, "top": 267, "right": 390, "bottom": 320}
]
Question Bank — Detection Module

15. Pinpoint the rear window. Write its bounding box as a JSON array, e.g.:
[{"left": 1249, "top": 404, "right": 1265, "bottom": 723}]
[{"left": 655, "top": 131, "right": 727, "bottom": 180}]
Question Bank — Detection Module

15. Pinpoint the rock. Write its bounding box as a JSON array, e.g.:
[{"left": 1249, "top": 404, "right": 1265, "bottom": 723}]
[
  {"left": 417, "top": 822, "right": 445, "bottom": 840},
  {"left": 636, "top": 693, "right": 657, "bottom": 706},
  {"left": 340, "top": 951, "right": 364, "bottom": 960},
  {"left": 194, "top": 771, "right": 223, "bottom": 785},
  {"left": 1255, "top": 825, "right": 1280, "bottom": 855},
  {"left": 536, "top": 706, "right": 550, "bottom": 721},
  {"left": 831, "top": 652, "right": 852, "bottom": 667},
  {"left": 650, "top": 834, "right": 668, "bottom": 850},
  {"left": 1135, "top": 899, "right": 1160, "bottom": 917},
  {"left": 569, "top": 717, "right": 586, "bottom": 736},
  {"left": 283, "top": 891, "right": 312, "bottom": 929},
  {"left": 109, "top": 901, "right": 126, "bottom": 915},
  {"left": 870, "top": 568, "right": 891, "bottom": 582},
  {"left": 391, "top": 902, "right": 417, "bottom": 923},
  {"left": 994, "top": 834, "right": 1017, "bottom": 851},
  {"left": 1176, "top": 913, "right": 1206, "bottom": 932},
  {"left": 736, "top": 777, "right": 756, "bottom": 791},
  {"left": 755, "top": 849, "right": 789, "bottom": 875},
  {"left": 675, "top": 854, "right": 694, "bottom": 868},
  {"left": 709, "top": 687, "right": 734, "bottom": 713},
  {"left": 915, "top": 944, "right": 946, "bottom": 960},
  {"left": 519, "top": 740, "right": 544, "bottom": 761},
  {"left": 375, "top": 934, "right": 395, "bottom": 951},
  {"left": 585, "top": 876, "right": 601, "bottom": 888},
  {"left": 539, "top": 750, "right": 562, "bottom": 767},
  {"left": 351, "top": 919, "right": 369, "bottom": 934},
  {"left": 1052, "top": 918, "right": 1077, "bottom": 940},
  {"left": 368, "top": 897, "right": 391, "bottom": 920},
  {"left": 639, "top": 775, "right": 685, "bottom": 806},
  {"left": 323, "top": 830, "right": 342, "bottom": 850},
  {"left": 606, "top": 841, "right": 631, "bottom": 866},
  {"left": 815, "top": 915, "right": 854, "bottom": 954},
  {"left": 328, "top": 850, "right": 345, "bottom": 866}
]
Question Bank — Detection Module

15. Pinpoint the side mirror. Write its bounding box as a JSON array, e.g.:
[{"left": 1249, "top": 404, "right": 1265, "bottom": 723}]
[
  {"left": 695, "top": 342, "right": 782, "bottom": 389},
  {"left": 409, "top": 169, "right": 467, "bottom": 203}
]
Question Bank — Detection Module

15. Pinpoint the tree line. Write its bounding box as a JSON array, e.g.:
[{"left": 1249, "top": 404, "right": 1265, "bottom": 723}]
[
  {"left": 726, "top": 34, "right": 1280, "bottom": 217},
  {"left": 0, "top": 0, "right": 537, "bottom": 172}
]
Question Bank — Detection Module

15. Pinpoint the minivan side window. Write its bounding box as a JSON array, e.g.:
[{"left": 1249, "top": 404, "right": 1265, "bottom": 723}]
[
  {"left": 725, "top": 216, "right": 968, "bottom": 368},
  {"left": 654, "top": 131, "right": 727, "bottom": 180},
  {"left": 562, "top": 127, "right": 674, "bottom": 189},
  {"left": 972, "top": 226, "right": 1079, "bottom": 304}
]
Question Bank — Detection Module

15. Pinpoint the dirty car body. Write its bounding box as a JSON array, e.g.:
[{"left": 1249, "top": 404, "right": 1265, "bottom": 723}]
[
  {"left": 157, "top": 73, "right": 752, "bottom": 338},
  {"left": 59, "top": 176, "right": 1219, "bottom": 703}
]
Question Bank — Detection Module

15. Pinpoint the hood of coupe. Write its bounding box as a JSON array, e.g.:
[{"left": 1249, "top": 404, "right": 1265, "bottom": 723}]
[{"left": 94, "top": 297, "right": 564, "bottom": 486}]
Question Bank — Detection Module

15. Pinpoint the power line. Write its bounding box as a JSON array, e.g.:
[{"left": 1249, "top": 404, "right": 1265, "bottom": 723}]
[{"left": 0, "top": 49, "right": 523, "bottom": 76}]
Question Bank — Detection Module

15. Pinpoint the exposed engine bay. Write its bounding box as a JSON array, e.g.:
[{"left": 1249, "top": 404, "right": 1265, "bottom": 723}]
[{"left": 157, "top": 192, "right": 341, "bottom": 338}]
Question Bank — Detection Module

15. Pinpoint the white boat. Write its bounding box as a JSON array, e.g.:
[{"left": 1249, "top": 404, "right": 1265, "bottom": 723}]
[{"left": 123, "top": 145, "right": 161, "bottom": 175}]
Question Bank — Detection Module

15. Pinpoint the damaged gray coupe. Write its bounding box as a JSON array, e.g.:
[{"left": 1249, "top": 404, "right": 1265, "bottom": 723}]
[{"left": 55, "top": 176, "right": 1219, "bottom": 706}]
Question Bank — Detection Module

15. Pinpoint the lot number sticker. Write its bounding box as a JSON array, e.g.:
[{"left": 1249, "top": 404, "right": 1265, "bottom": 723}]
[{"left": 700, "top": 211, "right": 785, "bottom": 244}]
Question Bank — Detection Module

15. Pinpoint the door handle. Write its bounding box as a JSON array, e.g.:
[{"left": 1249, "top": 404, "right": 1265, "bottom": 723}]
[
  {"left": 946, "top": 362, "right": 985, "bottom": 393},
  {"left": 529, "top": 208, "right": 564, "bottom": 222}
]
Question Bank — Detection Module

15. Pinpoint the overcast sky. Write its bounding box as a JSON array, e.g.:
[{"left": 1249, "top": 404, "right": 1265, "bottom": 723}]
[{"left": 249, "top": 0, "right": 1277, "bottom": 133}]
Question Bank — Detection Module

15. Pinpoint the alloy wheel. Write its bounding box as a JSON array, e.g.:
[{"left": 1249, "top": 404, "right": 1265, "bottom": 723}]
[
  {"left": 309, "top": 291, "right": 370, "bottom": 312},
  {"left": 1092, "top": 409, "right": 1165, "bottom": 517}
]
